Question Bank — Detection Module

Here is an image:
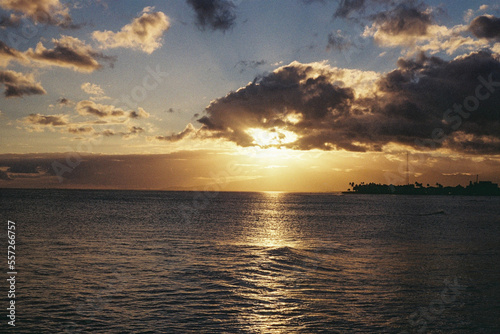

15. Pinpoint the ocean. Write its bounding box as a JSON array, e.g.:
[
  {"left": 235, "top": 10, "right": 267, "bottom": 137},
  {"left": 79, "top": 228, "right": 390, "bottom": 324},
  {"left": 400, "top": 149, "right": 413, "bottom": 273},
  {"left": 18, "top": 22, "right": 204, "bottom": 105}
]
[{"left": 1, "top": 189, "right": 499, "bottom": 333}]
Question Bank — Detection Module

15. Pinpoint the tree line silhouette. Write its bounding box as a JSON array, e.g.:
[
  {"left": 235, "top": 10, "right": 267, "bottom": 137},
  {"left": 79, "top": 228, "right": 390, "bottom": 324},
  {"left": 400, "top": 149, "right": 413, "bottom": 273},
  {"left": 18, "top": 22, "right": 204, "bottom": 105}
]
[{"left": 345, "top": 180, "right": 500, "bottom": 196}]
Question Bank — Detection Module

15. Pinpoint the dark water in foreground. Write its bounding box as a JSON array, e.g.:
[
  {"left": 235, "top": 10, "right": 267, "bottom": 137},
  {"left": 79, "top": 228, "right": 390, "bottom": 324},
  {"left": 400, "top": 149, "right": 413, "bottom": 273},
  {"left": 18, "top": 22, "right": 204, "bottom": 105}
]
[{"left": 1, "top": 189, "right": 499, "bottom": 333}]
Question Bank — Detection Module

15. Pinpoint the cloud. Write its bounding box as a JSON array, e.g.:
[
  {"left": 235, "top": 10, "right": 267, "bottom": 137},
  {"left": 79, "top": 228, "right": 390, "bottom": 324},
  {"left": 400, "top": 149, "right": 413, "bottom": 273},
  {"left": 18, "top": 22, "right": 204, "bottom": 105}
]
[
  {"left": 196, "top": 61, "right": 360, "bottom": 150},
  {"left": 187, "top": 0, "right": 237, "bottom": 32},
  {"left": 0, "top": 152, "right": 246, "bottom": 189},
  {"left": 128, "top": 126, "right": 144, "bottom": 134},
  {"left": 26, "top": 35, "right": 115, "bottom": 72},
  {"left": 76, "top": 100, "right": 125, "bottom": 118},
  {"left": 235, "top": 60, "right": 267, "bottom": 73},
  {"left": 334, "top": 0, "right": 367, "bottom": 18},
  {"left": 23, "top": 113, "right": 68, "bottom": 127},
  {"left": 92, "top": 7, "right": 170, "bottom": 54},
  {"left": 469, "top": 15, "right": 500, "bottom": 40},
  {"left": 156, "top": 123, "right": 196, "bottom": 142},
  {"left": 415, "top": 25, "right": 489, "bottom": 56},
  {"left": 22, "top": 112, "right": 97, "bottom": 134},
  {"left": 464, "top": 5, "right": 491, "bottom": 23},
  {"left": 0, "top": 70, "right": 46, "bottom": 97},
  {"left": 363, "top": 6, "right": 491, "bottom": 55},
  {"left": 120, "top": 126, "right": 145, "bottom": 139},
  {"left": 19, "top": 109, "right": 150, "bottom": 138},
  {"left": 0, "top": 13, "right": 21, "bottom": 28},
  {"left": 99, "top": 129, "right": 115, "bottom": 137},
  {"left": 326, "top": 1, "right": 491, "bottom": 56},
  {"left": 0, "top": 0, "right": 74, "bottom": 27},
  {"left": 76, "top": 100, "right": 150, "bottom": 120},
  {"left": 492, "top": 43, "right": 500, "bottom": 54},
  {"left": 442, "top": 172, "right": 473, "bottom": 176},
  {"left": 67, "top": 126, "right": 94, "bottom": 134},
  {"left": 95, "top": 126, "right": 145, "bottom": 138},
  {"left": 192, "top": 53, "right": 500, "bottom": 154},
  {"left": 363, "top": 4, "right": 435, "bottom": 47},
  {"left": 333, "top": 0, "right": 399, "bottom": 19},
  {"left": 80, "top": 82, "right": 111, "bottom": 101},
  {"left": 81, "top": 82, "right": 104, "bottom": 95},
  {"left": 372, "top": 4, "right": 433, "bottom": 38},
  {"left": 331, "top": 2, "right": 488, "bottom": 56},
  {"left": 57, "top": 97, "right": 71, "bottom": 106},
  {"left": 0, "top": 164, "right": 48, "bottom": 181},
  {"left": 327, "top": 30, "right": 353, "bottom": 52},
  {"left": 0, "top": 40, "right": 26, "bottom": 67},
  {"left": 129, "top": 107, "right": 150, "bottom": 119}
]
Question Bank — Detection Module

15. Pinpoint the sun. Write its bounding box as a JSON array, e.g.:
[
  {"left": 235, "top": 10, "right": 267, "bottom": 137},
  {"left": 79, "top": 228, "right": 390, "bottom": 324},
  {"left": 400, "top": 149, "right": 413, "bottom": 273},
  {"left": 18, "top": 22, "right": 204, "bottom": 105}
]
[{"left": 246, "top": 127, "right": 298, "bottom": 147}]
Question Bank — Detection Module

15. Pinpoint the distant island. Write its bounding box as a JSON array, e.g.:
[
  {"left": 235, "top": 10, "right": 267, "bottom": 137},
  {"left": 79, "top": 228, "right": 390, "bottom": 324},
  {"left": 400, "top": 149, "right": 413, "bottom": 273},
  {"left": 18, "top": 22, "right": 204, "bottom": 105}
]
[{"left": 344, "top": 180, "right": 500, "bottom": 196}]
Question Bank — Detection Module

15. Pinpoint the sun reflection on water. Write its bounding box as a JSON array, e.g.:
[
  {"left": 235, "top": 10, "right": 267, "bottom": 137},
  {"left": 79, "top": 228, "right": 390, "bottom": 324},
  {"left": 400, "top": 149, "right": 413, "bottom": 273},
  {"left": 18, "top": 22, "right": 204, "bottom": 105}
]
[
  {"left": 234, "top": 191, "right": 309, "bottom": 332},
  {"left": 242, "top": 191, "right": 302, "bottom": 248}
]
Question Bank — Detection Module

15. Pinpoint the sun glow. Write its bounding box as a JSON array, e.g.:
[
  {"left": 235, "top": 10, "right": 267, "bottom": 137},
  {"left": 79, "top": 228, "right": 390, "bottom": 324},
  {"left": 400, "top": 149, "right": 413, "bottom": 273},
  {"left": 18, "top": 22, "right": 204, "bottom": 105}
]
[{"left": 246, "top": 127, "right": 298, "bottom": 147}]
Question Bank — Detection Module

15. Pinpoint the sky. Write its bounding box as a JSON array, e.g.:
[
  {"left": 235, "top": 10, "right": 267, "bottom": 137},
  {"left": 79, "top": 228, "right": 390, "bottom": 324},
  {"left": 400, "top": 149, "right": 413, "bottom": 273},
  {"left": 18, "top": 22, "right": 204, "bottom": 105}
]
[{"left": 0, "top": 0, "right": 499, "bottom": 192}]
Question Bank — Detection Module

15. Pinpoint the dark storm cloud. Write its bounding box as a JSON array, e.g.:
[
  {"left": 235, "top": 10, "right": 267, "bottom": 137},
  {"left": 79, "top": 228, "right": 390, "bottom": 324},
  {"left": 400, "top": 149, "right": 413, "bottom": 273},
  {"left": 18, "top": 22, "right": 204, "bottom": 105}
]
[
  {"left": 186, "top": 0, "right": 236, "bottom": 31},
  {"left": 469, "top": 15, "right": 500, "bottom": 40},
  {"left": 194, "top": 52, "right": 500, "bottom": 154},
  {"left": 371, "top": 3, "right": 432, "bottom": 37},
  {"left": 376, "top": 51, "right": 500, "bottom": 149},
  {"left": 197, "top": 61, "right": 358, "bottom": 150},
  {"left": 0, "top": 70, "right": 46, "bottom": 97}
]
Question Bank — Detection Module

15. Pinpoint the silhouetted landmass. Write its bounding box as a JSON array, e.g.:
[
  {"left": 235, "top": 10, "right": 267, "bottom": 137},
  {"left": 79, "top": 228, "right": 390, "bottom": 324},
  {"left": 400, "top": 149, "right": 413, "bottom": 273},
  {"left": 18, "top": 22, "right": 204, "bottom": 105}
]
[{"left": 344, "top": 181, "right": 500, "bottom": 196}]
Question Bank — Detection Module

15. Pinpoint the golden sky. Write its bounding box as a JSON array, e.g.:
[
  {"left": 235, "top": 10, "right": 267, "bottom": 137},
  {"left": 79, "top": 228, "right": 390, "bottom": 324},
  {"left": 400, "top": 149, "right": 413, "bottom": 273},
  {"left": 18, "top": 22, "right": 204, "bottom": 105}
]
[{"left": 0, "top": 0, "right": 499, "bottom": 191}]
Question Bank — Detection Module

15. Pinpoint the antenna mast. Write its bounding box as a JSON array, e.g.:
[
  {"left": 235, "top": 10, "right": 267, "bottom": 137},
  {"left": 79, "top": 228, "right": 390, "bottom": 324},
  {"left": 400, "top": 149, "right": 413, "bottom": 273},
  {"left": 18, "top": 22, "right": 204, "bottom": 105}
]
[{"left": 406, "top": 151, "right": 409, "bottom": 185}]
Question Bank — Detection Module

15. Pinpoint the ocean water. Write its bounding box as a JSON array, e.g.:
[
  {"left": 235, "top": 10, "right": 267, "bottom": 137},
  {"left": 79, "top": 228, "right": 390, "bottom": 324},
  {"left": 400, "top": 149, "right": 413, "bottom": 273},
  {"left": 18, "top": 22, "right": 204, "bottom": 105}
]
[{"left": 1, "top": 189, "right": 499, "bottom": 333}]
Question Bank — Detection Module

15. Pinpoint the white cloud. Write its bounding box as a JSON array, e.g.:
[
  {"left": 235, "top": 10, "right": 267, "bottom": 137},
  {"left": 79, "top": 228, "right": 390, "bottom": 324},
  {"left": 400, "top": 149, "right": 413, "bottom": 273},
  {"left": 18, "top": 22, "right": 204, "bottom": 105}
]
[
  {"left": 81, "top": 82, "right": 104, "bottom": 96},
  {"left": 80, "top": 82, "right": 110, "bottom": 100},
  {"left": 365, "top": 22, "right": 490, "bottom": 56},
  {"left": 92, "top": 7, "right": 170, "bottom": 54}
]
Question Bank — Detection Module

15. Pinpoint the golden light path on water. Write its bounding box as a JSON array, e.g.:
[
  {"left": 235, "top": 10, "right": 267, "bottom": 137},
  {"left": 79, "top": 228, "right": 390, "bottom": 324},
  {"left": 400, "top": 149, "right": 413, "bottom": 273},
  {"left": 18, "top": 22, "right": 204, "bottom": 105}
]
[
  {"left": 225, "top": 192, "right": 384, "bottom": 332},
  {"left": 230, "top": 191, "right": 311, "bottom": 332},
  {"left": 240, "top": 191, "right": 303, "bottom": 248}
]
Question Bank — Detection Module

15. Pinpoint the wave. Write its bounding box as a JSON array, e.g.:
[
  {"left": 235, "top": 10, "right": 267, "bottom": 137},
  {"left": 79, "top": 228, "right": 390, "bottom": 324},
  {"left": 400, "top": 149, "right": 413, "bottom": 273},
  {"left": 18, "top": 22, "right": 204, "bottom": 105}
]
[{"left": 417, "top": 210, "right": 447, "bottom": 216}]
